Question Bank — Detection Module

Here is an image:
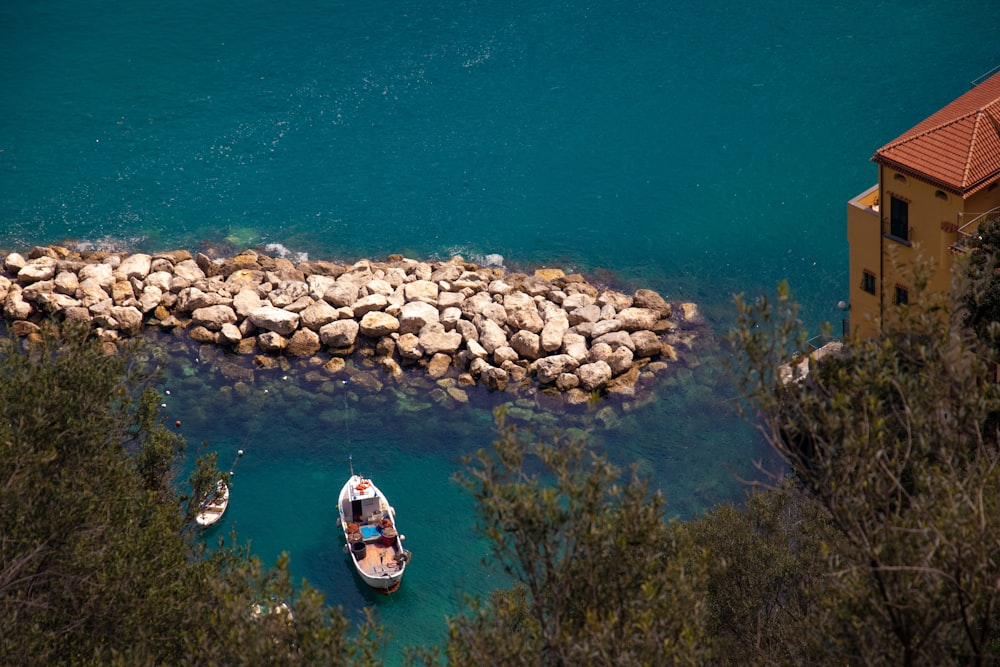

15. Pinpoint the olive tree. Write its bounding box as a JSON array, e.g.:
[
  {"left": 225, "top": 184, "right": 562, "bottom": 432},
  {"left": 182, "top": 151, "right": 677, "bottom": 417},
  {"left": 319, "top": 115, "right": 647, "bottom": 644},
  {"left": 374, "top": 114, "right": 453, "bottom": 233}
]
[
  {"left": 0, "top": 324, "right": 381, "bottom": 665},
  {"left": 729, "top": 269, "right": 1000, "bottom": 666},
  {"left": 410, "top": 411, "right": 712, "bottom": 667}
]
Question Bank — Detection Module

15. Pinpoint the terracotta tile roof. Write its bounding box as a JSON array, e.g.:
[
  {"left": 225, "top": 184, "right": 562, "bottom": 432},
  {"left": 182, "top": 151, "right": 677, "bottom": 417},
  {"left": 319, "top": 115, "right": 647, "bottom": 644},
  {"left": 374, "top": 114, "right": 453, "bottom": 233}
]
[{"left": 872, "top": 71, "right": 1000, "bottom": 198}]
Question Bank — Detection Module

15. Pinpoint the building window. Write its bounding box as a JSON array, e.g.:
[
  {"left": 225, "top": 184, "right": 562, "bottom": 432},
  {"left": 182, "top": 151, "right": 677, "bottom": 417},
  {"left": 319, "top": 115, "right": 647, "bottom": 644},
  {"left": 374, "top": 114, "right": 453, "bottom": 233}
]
[
  {"left": 890, "top": 196, "right": 909, "bottom": 241},
  {"left": 894, "top": 285, "right": 909, "bottom": 305},
  {"left": 935, "top": 190, "right": 949, "bottom": 201},
  {"left": 894, "top": 173, "right": 908, "bottom": 183},
  {"left": 861, "top": 270, "right": 876, "bottom": 295}
]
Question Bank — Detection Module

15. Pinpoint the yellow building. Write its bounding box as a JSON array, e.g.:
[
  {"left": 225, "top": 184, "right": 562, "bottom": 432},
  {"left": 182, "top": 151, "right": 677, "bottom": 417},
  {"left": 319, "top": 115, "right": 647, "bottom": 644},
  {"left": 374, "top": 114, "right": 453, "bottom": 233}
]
[{"left": 846, "top": 70, "right": 1000, "bottom": 339}]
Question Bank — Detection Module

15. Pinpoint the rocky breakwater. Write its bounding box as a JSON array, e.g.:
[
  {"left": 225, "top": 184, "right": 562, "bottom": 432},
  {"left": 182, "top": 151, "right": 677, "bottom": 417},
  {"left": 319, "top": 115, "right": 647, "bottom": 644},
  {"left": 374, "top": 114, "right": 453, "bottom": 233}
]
[{"left": 0, "top": 245, "right": 704, "bottom": 405}]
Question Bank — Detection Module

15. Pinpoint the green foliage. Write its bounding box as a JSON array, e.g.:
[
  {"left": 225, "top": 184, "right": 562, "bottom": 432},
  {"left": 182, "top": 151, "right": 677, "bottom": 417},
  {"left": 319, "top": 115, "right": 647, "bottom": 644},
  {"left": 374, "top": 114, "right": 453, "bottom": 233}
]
[
  {"left": 963, "top": 215, "right": 1000, "bottom": 348},
  {"left": 415, "top": 409, "right": 712, "bottom": 667},
  {"left": 680, "top": 483, "right": 833, "bottom": 665},
  {"left": 0, "top": 325, "right": 380, "bottom": 665},
  {"left": 729, "top": 267, "right": 1000, "bottom": 665}
]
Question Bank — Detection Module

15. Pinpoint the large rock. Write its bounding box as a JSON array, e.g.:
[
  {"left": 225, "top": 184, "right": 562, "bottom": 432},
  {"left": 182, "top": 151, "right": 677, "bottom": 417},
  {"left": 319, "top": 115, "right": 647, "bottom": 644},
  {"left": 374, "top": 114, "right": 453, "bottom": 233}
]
[
  {"left": 365, "top": 278, "right": 394, "bottom": 297},
  {"left": 568, "top": 303, "right": 601, "bottom": 325},
  {"left": 531, "top": 354, "right": 580, "bottom": 384},
  {"left": 460, "top": 291, "right": 493, "bottom": 319},
  {"left": 539, "top": 313, "right": 569, "bottom": 352},
  {"left": 403, "top": 279, "right": 439, "bottom": 304},
  {"left": 438, "top": 291, "right": 465, "bottom": 309},
  {"left": 633, "top": 288, "right": 671, "bottom": 317},
  {"left": 426, "top": 352, "right": 453, "bottom": 378},
  {"left": 177, "top": 287, "right": 228, "bottom": 312},
  {"left": 4, "top": 285, "right": 32, "bottom": 320},
  {"left": 590, "top": 319, "right": 622, "bottom": 338},
  {"left": 288, "top": 328, "right": 322, "bottom": 357},
  {"left": 630, "top": 330, "right": 663, "bottom": 358},
  {"left": 592, "top": 330, "right": 635, "bottom": 352},
  {"left": 299, "top": 300, "right": 340, "bottom": 330},
  {"left": 562, "top": 293, "right": 596, "bottom": 310},
  {"left": 478, "top": 318, "right": 508, "bottom": 354},
  {"left": 172, "top": 259, "right": 207, "bottom": 285},
  {"left": 510, "top": 330, "right": 541, "bottom": 360},
  {"left": 53, "top": 271, "right": 79, "bottom": 295},
  {"left": 257, "top": 331, "right": 288, "bottom": 353},
  {"left": 306, "top": 274, "right": 338, "bottom": 301},
  {"left": 398, "top": 300, "right": 440, "bottom": 335},
  {"left": 248, "top": 305, "right": 300, "bottom": 335},
  {"left": 111, "top": 280, "right": 136, "bottom": 306},
  {"left": 219, "top": 323, "right": 243, "bottom": 345},
  {"left": 192, "top": 304, "right": 238, "bottom": 331},
  {"left": 320, "top": 319, "right": 360, "bottom": 348},
  {"left": 115, "top": 254, "right": 152, "bottom": 281},
  {"left": 616, "top": 307, "right": 661, "bottom": 331},
  {"left": 41, "top": 292, "right": 83, "bottom": 311},
  {"left": 470, "top": 359, "right": 508, "bottom": 391},
  {"left": 577, "top": 361, "right": 613, "bottom": 391},
  {"left": 607, "top": 346, "right": 634, "bottom": 375},
  {"left": 76, "top": 278, "right": 111, "bottom": 309},
  {"left": 396, "top": 332, "right": 424, "bottom": 359},
  {"left": 418, "top": 324, "right": 462, "bottom": 356},
  {"left": 4, "top": 253, "right": 27, "bottom": 273},
  {"left": 268, "top": 280, "right": 310, "bottom": 308},
  {"left": 440, "top": 306, "right": 462, "bottom": 329},
  {"left": 110, "top": 305, "right": 144, "bottom": 336},
  {"left": 138, "top": 285, "right": 163, "bottom": 313},
  {"left": 20, "top": 279, "right": 55, "bottom": 303},
  {"left": 323, "top": 281, "right": 360, "bottom": 308},
  {"left": 680, "top": 302, "right": 703, "bottom": 324},
  {"left": 597, "top": 290, "right": 633, "bottom": 312},
  {"left": 233, "top": 289, "right": 264, "bottom": 318},
  {"left": 358, "top": 311, "right": 399, "bottom": 337},
  {"left": 225, "top": 268, "right": 264, "bottom": 293},
  {"left": 17, "top": 257, "right": 58, "bottom": 283},
  {"left": 144, "top": 270, "right": 172, "bottom": 293},
  {"left": 352, "top": 293, "right": 389, "bottom": 317},
  {"left": 79, "top": 263, "right": 115, "bottom": 290},
  {"left": 562, "top": 332, "right": 589, "bottom": 363}
]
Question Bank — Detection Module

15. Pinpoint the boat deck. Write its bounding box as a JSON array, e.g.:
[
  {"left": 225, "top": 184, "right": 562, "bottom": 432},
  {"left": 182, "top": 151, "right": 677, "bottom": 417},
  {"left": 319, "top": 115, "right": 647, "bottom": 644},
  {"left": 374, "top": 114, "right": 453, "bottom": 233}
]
[{"left": 354, "top": 540, "right": 404, "bottom": 578}]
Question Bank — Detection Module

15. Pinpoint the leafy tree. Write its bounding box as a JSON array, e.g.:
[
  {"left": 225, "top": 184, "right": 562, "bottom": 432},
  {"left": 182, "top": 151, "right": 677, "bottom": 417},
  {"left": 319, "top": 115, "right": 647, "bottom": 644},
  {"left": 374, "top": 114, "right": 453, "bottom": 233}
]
[
  {"left": 410, "top": 410, "right": 712, "bottom": 667},
  {"left": 0, "top": 323, "right": 381, "bottom": 665},
  {"left": 679, "top": 482, "right": 840, "bottom": 666},
  {"left": 963, "top": 214, "right": 1000, "bottom": 348},
  {"left": 729, "top": 270, "right": 1000, "bottom": 666}
]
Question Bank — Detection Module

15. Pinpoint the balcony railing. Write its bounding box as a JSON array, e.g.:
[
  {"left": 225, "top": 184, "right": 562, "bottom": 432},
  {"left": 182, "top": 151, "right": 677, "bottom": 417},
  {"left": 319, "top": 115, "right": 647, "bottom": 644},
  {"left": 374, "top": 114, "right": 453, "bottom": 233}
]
[{"left": 949, "top": 205, "right": 1000, "bottom": 253}]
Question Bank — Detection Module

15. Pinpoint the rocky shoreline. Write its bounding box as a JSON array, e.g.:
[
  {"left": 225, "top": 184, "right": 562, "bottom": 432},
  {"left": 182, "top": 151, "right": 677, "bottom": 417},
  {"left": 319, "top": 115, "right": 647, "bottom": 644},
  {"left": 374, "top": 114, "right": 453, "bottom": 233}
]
[{"left": 0, "top": 245, "right": 705, "bottom": 406}]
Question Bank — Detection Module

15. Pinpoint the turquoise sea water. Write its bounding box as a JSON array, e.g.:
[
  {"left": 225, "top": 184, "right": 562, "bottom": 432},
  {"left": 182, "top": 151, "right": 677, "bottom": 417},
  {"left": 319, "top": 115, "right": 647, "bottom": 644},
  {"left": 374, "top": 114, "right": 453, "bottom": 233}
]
[{"left": 2, "top": 0, "right": 999, "bottom": 661}]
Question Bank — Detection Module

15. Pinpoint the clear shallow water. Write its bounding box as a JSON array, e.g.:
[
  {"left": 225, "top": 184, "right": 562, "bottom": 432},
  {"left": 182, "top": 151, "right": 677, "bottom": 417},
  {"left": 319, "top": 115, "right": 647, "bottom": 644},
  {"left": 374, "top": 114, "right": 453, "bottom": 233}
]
[{"left": 3, "top": 0, "right": 998, "bottom": 661}]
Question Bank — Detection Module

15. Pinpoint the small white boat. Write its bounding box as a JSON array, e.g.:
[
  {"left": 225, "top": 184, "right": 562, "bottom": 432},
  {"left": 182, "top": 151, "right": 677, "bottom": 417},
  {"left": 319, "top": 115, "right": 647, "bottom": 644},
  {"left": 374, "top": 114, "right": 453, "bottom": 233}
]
[
  {"left": 195, "top": 450, "right": 243, "bottom": 528},
  {"left": 196, "top": 479, "right": 229, "bottom": 527},
  {"left": 337, "top": 469, "right": 411, "bottom": 593}
]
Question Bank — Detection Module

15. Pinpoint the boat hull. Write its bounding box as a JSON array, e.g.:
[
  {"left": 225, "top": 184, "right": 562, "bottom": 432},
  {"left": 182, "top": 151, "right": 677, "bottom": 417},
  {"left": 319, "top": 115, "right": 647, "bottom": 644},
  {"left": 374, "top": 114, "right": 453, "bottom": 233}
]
[
  {"left": 196, "top": 480, "right": 229, "bottom": 527},
  {"left": 337, "top": 474, "right": 408, "bottom": 593}
]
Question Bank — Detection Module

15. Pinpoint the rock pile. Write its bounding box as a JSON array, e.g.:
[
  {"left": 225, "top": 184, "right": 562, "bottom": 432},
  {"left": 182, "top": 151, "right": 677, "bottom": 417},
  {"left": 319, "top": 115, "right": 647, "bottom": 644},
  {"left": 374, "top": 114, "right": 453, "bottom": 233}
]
[{"left": 0, "top": 245, "right": 704, "bottom": 403}]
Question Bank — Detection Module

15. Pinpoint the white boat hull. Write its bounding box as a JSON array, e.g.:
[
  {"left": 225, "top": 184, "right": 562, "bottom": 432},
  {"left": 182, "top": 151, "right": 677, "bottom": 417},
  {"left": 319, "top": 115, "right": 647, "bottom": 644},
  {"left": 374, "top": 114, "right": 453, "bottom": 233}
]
[
  {"left": 196, "top": 480, "right": 229, "bottom": 527},
  {"left": 337, "top": 474, "right": 409, "bottom": 593}
]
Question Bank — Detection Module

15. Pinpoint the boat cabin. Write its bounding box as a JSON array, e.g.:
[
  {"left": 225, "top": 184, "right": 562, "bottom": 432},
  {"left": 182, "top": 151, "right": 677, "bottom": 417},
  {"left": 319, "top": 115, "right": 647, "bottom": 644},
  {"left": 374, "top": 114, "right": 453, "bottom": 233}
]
[{"left": 346, "top": 481, "right": 382, "bottom": 524}]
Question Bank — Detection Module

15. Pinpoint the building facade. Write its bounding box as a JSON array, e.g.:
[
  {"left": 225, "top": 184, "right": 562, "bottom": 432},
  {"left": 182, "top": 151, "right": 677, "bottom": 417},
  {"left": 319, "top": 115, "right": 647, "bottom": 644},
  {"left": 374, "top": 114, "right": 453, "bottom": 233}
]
[{"left": 846, "top": 71, "right": 1000, "bottom": 339}]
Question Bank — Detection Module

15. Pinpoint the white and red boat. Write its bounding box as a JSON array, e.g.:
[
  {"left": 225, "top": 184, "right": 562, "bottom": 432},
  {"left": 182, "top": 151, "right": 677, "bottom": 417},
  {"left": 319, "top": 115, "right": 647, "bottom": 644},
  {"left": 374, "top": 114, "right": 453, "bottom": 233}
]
[{"left": 337, "top": 463, "right": 411, "bottom": 593}]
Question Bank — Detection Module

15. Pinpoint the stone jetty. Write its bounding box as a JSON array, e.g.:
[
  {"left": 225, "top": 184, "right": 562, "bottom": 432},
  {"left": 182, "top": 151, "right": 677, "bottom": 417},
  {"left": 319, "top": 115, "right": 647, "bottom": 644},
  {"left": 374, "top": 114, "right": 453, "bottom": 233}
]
[{"left": 0, "top": 245, "right": 705, "bottom": 405}]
